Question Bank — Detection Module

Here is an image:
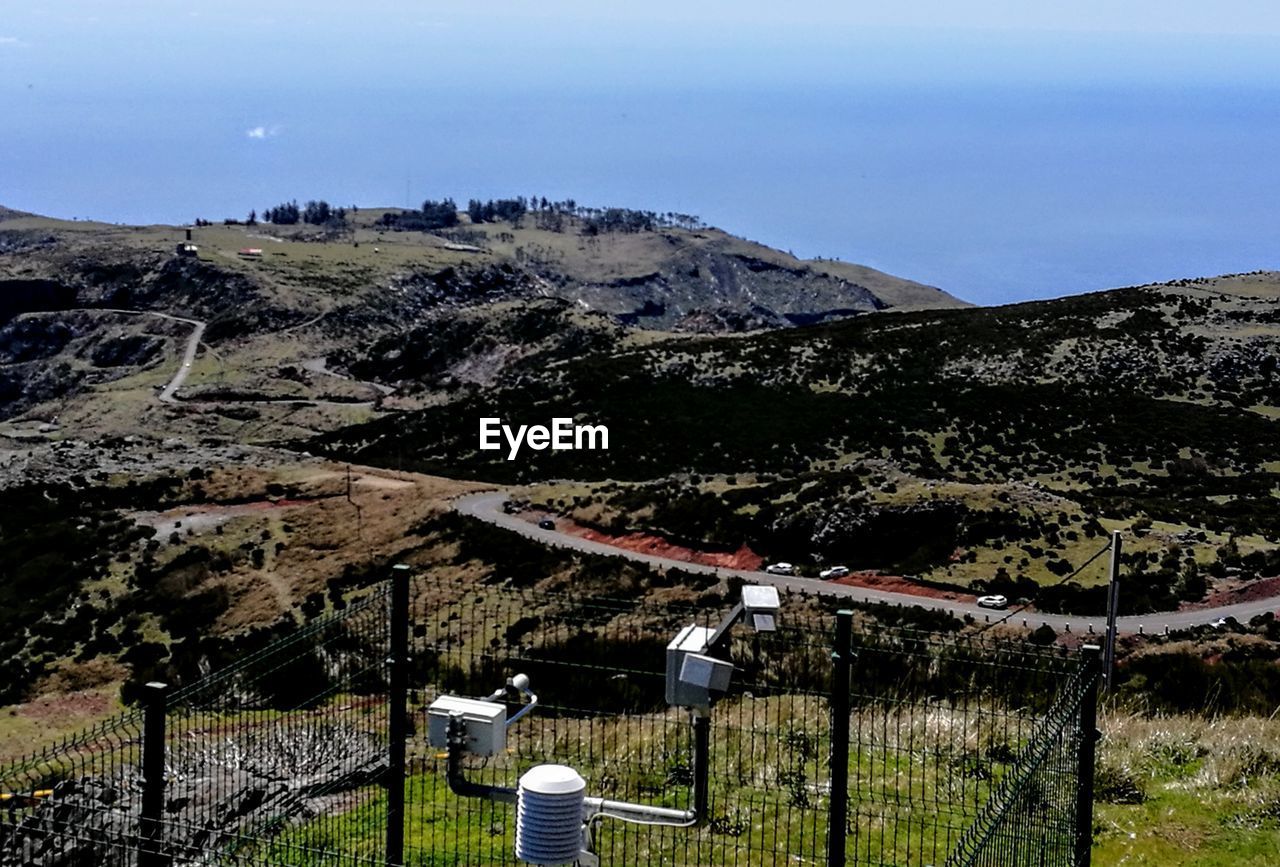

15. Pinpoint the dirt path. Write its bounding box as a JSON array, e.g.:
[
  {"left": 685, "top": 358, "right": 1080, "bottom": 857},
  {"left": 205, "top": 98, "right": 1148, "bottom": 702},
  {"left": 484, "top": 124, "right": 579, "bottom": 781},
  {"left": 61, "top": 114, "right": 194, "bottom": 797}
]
[
  {"left": 301, "top": 357, "right": 395, "bottom": 396},
  {"left": 71, "top": 308, "right": 390, "bottom": 407}
]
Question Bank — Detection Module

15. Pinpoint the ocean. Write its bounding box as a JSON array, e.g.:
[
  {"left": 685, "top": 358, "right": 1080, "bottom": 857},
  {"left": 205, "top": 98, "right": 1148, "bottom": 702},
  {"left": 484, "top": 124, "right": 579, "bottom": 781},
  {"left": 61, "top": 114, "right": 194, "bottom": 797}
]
[{"left": 4, "top": 23, "right": 1279, "bottom": 306}]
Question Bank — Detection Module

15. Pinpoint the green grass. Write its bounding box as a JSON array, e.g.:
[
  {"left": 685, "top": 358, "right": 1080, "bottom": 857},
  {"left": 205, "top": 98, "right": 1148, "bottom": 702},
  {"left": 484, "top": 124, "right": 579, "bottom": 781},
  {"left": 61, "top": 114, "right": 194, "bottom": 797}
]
[
  {"left": 245, "top": 705, "right": 1280, "bottom": 866},
  {"left": 1093, "top": 712, "right": 1280, "bottom": 865},
  {"left": 1097, "top": 788, "right": 1280, "bottom": 866},
  {"left": 207, "top": 692, "right": 1026, "bottom": 867}
]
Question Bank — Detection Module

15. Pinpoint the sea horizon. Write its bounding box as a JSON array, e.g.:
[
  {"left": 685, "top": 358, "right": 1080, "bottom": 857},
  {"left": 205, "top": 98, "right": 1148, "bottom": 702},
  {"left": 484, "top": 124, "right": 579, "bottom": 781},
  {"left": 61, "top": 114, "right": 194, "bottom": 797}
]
[{"left": 5, "top": 21, "right": 1279, "bottom": 306}]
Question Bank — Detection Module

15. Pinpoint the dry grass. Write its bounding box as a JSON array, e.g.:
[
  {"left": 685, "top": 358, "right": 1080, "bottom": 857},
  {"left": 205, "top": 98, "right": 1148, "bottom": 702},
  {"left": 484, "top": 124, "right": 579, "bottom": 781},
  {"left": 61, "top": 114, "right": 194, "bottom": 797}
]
[{"left": 1095, "top": 709, "right": 1280, "bottom": 865}]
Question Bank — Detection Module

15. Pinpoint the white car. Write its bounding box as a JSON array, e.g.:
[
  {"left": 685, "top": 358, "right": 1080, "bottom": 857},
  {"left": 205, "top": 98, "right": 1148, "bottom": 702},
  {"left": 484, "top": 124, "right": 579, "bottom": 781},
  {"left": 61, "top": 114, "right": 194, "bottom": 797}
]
[
  {"left": 820, "top": 565, "right": 850, "bottom": 580},
  {"left": 764, "top": 562, "right": 794, "bottom": 575},
  {"left": 976, "top": 594, "right": 1009, "bottom": 610}
]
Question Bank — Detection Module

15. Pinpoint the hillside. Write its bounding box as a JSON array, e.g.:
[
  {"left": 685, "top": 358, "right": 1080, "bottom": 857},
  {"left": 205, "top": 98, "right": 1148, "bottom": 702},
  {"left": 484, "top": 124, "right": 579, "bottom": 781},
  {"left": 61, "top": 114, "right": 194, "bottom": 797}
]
[
  {"left": 0, "top": 199, "right": 967, "bottom": 707},
  {"left": 0, "top": 203, "right": 959, "bottom": 438},
  {"left": 4, "top": 200, "right": 1280, "bottom": 720},
  {"left": 4, "top": 204, "right": 1280, "bottom": 867},
  {"left": 312, "top": 272, "right": 1280, "bottom": 611}
]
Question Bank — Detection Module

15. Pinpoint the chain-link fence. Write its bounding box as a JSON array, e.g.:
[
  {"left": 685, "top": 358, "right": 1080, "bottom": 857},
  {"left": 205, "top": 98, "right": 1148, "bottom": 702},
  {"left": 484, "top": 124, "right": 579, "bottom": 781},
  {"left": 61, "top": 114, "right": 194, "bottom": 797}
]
[{"left": 0, "top": 571, "right": 1097, "bottom": 866}]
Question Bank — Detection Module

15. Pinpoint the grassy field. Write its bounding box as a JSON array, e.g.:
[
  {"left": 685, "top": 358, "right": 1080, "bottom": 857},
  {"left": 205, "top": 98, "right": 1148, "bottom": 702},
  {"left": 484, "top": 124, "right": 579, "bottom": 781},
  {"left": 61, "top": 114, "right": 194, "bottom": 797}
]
[
  {"left": 1094, "top": 713, "right": 1280, "bottom": 865},
  {"left": 134, "top": 699, "right": 1280, "bottom": 866},
  {"left": 276, "top": 708, "right": 1280, "bottom": 866},
  {"left": 255, "top": 693, "right": 1006, "bottom": 867}
]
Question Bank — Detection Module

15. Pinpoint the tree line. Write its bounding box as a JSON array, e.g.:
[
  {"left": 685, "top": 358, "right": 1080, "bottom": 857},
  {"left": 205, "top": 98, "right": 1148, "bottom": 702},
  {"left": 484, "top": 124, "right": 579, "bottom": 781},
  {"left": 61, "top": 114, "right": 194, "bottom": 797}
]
[
  {"left": 260, "top": 200, "right": 349, "bottom": 226},
  {"left": 377, "top": 198, "right": 460, "bottom": 231},
  {"left": 203, "top": 195, "right": 703, "bottom": 235},
  {"left": 379, "top": 195, "right": 704, "bottom": 236}
]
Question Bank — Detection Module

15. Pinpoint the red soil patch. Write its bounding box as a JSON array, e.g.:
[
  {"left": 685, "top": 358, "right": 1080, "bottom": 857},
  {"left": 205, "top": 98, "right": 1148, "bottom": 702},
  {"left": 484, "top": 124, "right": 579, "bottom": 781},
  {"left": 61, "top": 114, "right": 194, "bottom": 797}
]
[
  {"left": 830, "top": 571, "right": 969, "bottom": 601},
  {"left": 527, "top": 513, "right": 985, "bottom": 601},
  {"left": 528, "top": 513, "right": 763, "bottom": 569},
  {"left": 1192, "top": 575, "right": 1280, "bottom": 611},
  {"left": 532, "top": 514, "right": 976, "bottom": 598},
  {"left": 570, "top": 526, "right": 764, "bottom": 570}
]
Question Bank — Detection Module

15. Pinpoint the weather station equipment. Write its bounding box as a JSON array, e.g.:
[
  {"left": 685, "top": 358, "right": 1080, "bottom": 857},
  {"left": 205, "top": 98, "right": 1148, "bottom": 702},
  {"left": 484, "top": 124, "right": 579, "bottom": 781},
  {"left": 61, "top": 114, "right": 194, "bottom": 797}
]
[{"left": 427, "top": 585, "right": 783, "bottom": 866}]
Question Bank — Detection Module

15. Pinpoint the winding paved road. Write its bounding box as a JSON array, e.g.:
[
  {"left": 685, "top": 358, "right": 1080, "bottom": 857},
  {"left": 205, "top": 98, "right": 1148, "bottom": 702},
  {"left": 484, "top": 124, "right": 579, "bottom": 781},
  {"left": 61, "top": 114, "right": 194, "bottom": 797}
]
[
  {"left": 156, "top": 314, "right": 205, "bottom": 403},
  {"left": 81, "top": 309, "right": 390, "bottom": 406},
  {"left": 80, "top": 308, "right": 206, "bottom": 403},
  {"left": 455, "top": 491, "right": 1280, "bottom": 636}
]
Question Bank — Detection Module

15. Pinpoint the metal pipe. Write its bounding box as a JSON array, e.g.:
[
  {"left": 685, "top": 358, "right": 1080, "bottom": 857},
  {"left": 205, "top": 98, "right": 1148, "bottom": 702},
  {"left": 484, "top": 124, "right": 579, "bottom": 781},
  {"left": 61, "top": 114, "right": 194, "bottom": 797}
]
[
  {"left": 444, "top": 711, "right": 710, "bottom": 827},
  {"left": 1103, "top": 532, "right": 1122, "bottom": 691},
  {"left": 139, "top": 682, "right": 168, "bottom": 867},
  {"left": 506, "top": 691, "right": 539, "bottom": 726},
  {"left": 692, "top": 712, "right": 710, "bottom": 823},
  {"left": 445, "top": 716, "right": 517, "bottom": 804},
  {"left": 1076, "top": 645, "right": 1102, "bottom": 866},
  {"left": 386, "top": 564, "right": 411, "bottom": 866},
  {"left": 585, "top": 796, "right": 694, "bottom": 825}
]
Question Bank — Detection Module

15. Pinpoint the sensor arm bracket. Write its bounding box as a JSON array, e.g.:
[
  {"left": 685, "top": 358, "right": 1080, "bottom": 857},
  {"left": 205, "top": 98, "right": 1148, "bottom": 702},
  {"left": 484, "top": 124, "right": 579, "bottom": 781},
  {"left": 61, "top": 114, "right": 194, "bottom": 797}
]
[{"left": 705, "top": 602, "right": 746, "bottom": 656}]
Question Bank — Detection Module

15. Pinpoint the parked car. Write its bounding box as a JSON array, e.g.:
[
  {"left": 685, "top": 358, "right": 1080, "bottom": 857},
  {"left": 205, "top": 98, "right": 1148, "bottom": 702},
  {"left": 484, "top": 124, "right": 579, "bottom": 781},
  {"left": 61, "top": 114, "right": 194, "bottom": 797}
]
[
  {"left": 537, "top": 518, "right": 556, "bottom": 530},
  {"left": 764, "top": 562, "right": 794, "bottom": 575},
  {"left": 976, "top": 594, "right": 1008, "bottom": 610},
  {"left": 819, "top": 565, "right": 850, "bottom": 580}
]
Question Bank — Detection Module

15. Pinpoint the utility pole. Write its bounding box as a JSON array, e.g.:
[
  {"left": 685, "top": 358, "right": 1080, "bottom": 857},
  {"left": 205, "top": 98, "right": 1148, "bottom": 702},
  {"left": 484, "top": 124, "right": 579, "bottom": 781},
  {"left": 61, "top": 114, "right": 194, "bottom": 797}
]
[{"left": 1102, "top": 531, "right": 1122, "bottom": 691}]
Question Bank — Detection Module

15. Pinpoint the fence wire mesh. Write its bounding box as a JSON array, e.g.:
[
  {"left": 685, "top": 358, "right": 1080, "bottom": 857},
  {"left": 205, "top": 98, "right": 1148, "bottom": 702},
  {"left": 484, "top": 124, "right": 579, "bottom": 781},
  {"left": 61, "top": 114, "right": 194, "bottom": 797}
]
[
  {"left": 401, "top": 579, "right": 835, "bottom": 866},
  {"left": 840, "top": 630, "right": 1096, "bottom": 867},
  {"left": 0, "top": 573, "right": 1095, "bottom": 867},
  {"left": 0, "top": 582, "right": 393, "bottom": 867}
]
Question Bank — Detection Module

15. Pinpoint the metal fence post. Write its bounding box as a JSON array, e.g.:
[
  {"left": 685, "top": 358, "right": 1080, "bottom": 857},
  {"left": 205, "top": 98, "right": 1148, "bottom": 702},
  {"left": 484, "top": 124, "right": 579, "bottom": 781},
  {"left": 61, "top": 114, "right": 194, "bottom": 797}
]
[
  {"left": 692, "top": 712, "right": 710, "bottom": 822},
  {"left": 1103, "top": 532, "right": 1122, "bottom": 690},
  {"left": 139, "top": 681, "right": 169, "bottom": 867},
  {"left": 827, "top": 610, "right": 853, "bottom": 867},
  {"left": 1076, "top": 645, "right": 1102, "bottom": 867},
  {"left": 386, "top": 564, "right": 411, "bottom": 867}
]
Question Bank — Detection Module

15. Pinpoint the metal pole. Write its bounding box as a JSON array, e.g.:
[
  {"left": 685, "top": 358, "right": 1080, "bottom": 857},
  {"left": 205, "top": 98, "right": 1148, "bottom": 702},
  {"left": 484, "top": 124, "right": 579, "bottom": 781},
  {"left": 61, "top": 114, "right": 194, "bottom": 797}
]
[
  {"left": 139, "top": 682, "right": 169, "bottom": 867},
  {"left": 1103, "top": 532, "right": 1122, "bottom": 691},
  {"left": 386, "top": 564, "right": 411, "bottom": 867},
  {"left": 827, "top": 610, "right": 853, "bottom": 867},
  {"left": 692, "top": 712, "right": 710, "bottom": 823},
  {"left": 1076, "top": 645, "right": 1102, "bottom": 867}
]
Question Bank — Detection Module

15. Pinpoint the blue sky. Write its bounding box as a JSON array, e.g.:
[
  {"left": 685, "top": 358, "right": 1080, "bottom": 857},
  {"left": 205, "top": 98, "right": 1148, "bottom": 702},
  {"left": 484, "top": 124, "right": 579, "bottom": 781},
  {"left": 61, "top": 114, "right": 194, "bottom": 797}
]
[
  {"left": 8, "top": 1, "right": 1280, "bottom": 34},
  {"left": 6, "top": 1, "right": 1280, "bottom": 87}
]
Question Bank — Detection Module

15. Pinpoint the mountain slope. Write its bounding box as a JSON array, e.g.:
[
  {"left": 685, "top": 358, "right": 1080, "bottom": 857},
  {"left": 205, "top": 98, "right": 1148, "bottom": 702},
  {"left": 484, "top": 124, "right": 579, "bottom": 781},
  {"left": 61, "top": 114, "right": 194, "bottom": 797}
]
[
  {"left": 309, "top": 271, "right": 1280, "bottom": 608},
  {"left": 0, "top": 204, "right": 960, "bottom": 429}
]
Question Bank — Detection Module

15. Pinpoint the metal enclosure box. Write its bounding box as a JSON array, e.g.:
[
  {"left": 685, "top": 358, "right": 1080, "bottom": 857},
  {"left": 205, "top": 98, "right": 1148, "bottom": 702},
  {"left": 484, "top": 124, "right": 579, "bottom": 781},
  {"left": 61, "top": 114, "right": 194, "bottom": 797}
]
[
  {"left": 426, "top": 695, "right": 507, "bottom": 756},
  {"left": 679, "top": 652, "right": 733, "bottom": 696},
  {"left": 666, "top": 625, "right": 717, "bottom": 709}
]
